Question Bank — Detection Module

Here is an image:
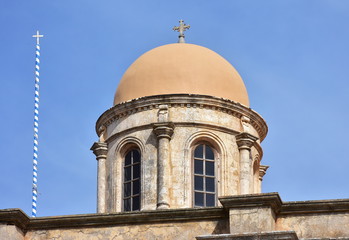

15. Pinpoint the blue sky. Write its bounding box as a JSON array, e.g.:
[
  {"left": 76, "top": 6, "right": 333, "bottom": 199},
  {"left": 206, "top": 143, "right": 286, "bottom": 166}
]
[{"left": 1, "top": 0, "right": 348, "bottom": 217}]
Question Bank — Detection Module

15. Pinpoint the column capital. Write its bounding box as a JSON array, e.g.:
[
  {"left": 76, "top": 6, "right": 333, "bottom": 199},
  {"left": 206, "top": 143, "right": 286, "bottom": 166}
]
[
  {"left": 91, "top": 142, "right": 108, "bottom": 160},
  {"left": 236, "top": 132, "right": 258, "bottom": 150},
  {"left": 259, "top": 165, "right": 269, "bottom": 181},
  {"left": 153, "top": 122, "right": 175, "bottom": 140}
]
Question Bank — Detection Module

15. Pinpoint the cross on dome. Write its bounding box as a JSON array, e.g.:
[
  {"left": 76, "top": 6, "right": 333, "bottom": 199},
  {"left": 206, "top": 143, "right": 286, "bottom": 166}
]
[{"left": 173, "top": 20, "right": 190, "bottom": 43}]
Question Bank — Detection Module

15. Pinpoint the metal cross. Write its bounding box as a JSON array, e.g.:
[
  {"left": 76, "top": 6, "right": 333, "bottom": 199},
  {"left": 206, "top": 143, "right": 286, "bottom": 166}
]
[
  {"left": 32, "top": 30, "right": 44, "bottom": 45},
  {"left": 173, "top": 20, "right": 190, "bottom": 43}
]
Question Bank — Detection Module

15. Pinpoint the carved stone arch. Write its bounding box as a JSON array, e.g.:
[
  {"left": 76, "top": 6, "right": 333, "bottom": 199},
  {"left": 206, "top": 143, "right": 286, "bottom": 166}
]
[
  {"left": 112, "top": 136, "right": 145, "bottom": 212},
  {"left": 185, "top": 131, "right": 227, "bottom": 157},
  {"left": 183, "top": 131, "right": 228, "bottom": 205},
  {"left": 252, "top": 154, "right": 260, "bottom": 193},
  {"left": 115, "top": 136, "right": 145, "bottom": 157},
  {"left": 252, "top": 154, "right": 260, "bottom": 174}
]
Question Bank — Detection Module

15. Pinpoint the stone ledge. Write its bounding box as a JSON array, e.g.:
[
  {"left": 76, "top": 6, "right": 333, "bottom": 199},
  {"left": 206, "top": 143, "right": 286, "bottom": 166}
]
[
  {"left": 219, "top": 193, "right": 349, "bottom": 216},
  {"left": 0, "top": 208, "right": 29, "bottom": 231},
  {"left": 0, "top": 207, "right": 227, "bottom": 232},
  {"left": 196, "top": 231, "right": 298, "bottom": 240},
  {"left": 219, "top": 193, "right": 282, "bottom": 214},
  {"left": 2, "top": 194, "right": 349, "bottom": 234},
  {"left": 280, "top": 198, "right": 349, "bottom": 215}
]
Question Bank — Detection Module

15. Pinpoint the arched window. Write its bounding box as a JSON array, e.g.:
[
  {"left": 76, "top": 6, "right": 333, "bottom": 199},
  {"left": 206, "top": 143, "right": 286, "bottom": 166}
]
[
  {"left": 123, "top": 149, "right": 141, "bottom": 211},
  {"left": 193, "top": 144, "right": 216, "bottom": 207}
]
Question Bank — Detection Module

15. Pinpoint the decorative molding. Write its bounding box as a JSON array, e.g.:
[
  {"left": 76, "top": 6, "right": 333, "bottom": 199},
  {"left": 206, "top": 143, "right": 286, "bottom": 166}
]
[
  {"left": 259, "top": 165, "right": 269, "bottom": 181},
  {"left": 158, "top": 104, "right": 169, "bottom": 122},
  {"left": 29, "top": 208, "right": 227, "bottom": 231},
  {"left": 90, "top": 142, "right": 108, "bottom": 160},
  {"left": 184, "top": 130, "right": 227, "bottom": 156},
  {"left": 153, "top": 122, "right": 175, "bottom": 140},
  {"left": 253, "top": 142, "right": 263, "bottom": 161},
  {"left": 235, "top": 132, "right": 258, "bottom": 150},
  {"left": 95, "top": 94, "right": 268, "bottom": 142},
  {"left": 105, "top": 122, "right": 240, "bottom": 144},
  {"left": 115, "top": 136, "right": 145, "bottom": 156},
  {"left": 280, "top": 198, "right": 349, "bottom": 215}
]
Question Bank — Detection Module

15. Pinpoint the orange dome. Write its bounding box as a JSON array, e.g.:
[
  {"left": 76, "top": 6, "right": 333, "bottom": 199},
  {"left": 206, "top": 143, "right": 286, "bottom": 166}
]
[{"left": 114, "top": 43, "right": 249, "bottom": 106}]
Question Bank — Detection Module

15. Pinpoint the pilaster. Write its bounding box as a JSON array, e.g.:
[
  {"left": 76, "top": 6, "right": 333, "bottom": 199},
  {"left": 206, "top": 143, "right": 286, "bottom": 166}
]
[
  {"left": 236, "top": 132, "right": 258, "bottom": 194},
  {"left": 153, "top": 122, "right": 175, "bottom": 209},
  {"left": 91, "top": 142, "right": 108, "bottom": 213},
  {"left": 258, "top": 165, "right": 269, "bottom": 193}
]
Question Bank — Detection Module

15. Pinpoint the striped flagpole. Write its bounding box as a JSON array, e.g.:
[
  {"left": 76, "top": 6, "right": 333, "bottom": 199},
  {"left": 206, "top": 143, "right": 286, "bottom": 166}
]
[{"left": 32, "top": 31, "right": 44, "bottom": 217}]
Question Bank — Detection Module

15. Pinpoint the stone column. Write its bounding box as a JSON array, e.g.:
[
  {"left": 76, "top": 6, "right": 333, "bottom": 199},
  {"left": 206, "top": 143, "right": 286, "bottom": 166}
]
[
  {"left": 91, "top": 142, "right": 108, "bottom": 213},
  {"left": 153, "top": 122, "right": 174, "bottom": 209},
  {"left": 236, "top": 132, "right": 258, "bottom": 195}
]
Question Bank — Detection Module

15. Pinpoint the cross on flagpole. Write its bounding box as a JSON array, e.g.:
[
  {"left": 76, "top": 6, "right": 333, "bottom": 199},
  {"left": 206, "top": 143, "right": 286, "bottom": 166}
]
[
  {"left": 32, "top": 30, "right": 44, "bottom": 45},
  {"left": 31, "top": 30, "right": 44, "bottom": 217}
]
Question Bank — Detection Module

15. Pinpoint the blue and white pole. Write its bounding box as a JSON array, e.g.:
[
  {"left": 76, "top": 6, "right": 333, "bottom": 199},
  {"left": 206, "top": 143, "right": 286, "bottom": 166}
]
[{"left": 31, "top": 31, "right": 43, "bottom": 217}]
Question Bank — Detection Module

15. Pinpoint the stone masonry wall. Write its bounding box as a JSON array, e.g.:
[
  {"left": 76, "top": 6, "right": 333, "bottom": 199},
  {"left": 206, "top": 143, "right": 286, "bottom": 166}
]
[
  {"left": 0, "top": 224, "right": 24, "bottom": 240},
  {"left": 25, "top": 219, "right": 229, "bottom": 240},
  {"left": 276, "top": 212, "right": 349, "bottom": 239}
]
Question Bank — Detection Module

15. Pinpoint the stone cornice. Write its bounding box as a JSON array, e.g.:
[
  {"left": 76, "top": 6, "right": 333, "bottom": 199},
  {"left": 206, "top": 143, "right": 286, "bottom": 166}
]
[
  {"left": 0, "top": 208, "right": 29, "bottom": 232},
  {"left": 219, "top": 193, "right": 349, "bottom": 216},
  {"left": 0, "top": 208, "right": 226, "bottom": 232},
  {"left": 90, "top": 142, "right": 108, "bottom": 160},
  {"left": 259, "top": 165, "right": 269, "bottom": 181},
  {"left": 280, "top": 198, "right": 349, "bottom": 215},
  {"left": 105, "top": 122, "right": 241, "bottom": 144},
  {"left": 95, "top": 94, "right": 268, "bottom": 142},
  {"left": 29, "top": 208, "right": 226, "bottom": 230},
  {"left": 219, "top": 193, "right": 283, "bottom": 215}
]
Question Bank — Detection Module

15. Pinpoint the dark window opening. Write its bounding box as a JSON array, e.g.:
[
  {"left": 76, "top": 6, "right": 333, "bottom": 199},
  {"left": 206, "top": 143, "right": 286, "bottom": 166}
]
[
  {"left": 123, "top": 149, "right": 141, "bottom": 211},
  {"left": 194, "top": 144, "right": 216, "bottom": 207}
]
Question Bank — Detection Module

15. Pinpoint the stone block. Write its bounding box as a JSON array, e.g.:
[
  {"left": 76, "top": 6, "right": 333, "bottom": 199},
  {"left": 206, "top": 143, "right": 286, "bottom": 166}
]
[{"left": 220, "top": 193, "right": 282, "bottom": 234}]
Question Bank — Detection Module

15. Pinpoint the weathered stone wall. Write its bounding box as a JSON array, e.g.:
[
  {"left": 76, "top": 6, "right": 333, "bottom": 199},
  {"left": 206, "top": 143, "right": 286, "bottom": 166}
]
[
  {"left": 2, "top": 195, "right": 349, "bottom": 240},
  {"left": 0, "top": 224, "right": 24, "bottom": 240},
  {"left": 25, "top": 219, "right": 229, "bottom": 240},
  {"left": 229, "top": 206, "right": 276, "bottom": 234},
  {"left": 276, "top": 212, "right": 349, "bottom": 239},
  {"left": 105, "top": 101, "right": 261, "bottom": 140}
]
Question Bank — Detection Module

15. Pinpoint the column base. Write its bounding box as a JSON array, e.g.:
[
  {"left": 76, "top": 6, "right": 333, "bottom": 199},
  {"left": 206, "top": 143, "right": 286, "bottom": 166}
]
[{"left": 157, "top": 202, "right": 170, "bottom": 209}]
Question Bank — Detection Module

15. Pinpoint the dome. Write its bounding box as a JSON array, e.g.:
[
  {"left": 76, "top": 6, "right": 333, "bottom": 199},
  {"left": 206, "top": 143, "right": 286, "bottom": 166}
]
[{"left": 114, "top": 43, "right": 249, "bottom": 106}]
